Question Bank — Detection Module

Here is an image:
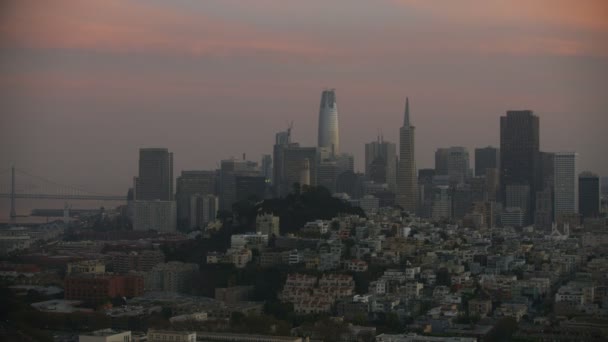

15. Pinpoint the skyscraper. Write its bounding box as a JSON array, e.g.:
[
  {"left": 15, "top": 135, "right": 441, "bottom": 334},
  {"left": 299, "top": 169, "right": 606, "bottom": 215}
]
[
  {"left": 261, "top": 154, "right": 273, "bottom": 184},
  {"left": 318, "top": 89, "right": 339, "bottom": 157},
  {"left": 273, "top": 128, "right": 292, "bottom": 196},
  {"left": 434, "top": 148, "right": 449, "bottom": 176},
  {"left": 579, "top": 171, "right": 600, "bottom": 219},
  {"left": 283, "top": 146, "right": 317, "bottom": 193},
  {"left": 553, "top": 152, "right": 577, "bottom": 218},
  {"left": 134, "top": 148, "right": 174, "bottom": 201},
  {"left": 219, "top": 158, "right": 258, "bottom": 210},
  {"left": 175, "top": 170, "right": 216, "bottom": 229},
  {"left": 396, "top": 97, "right": 418, "bottom": 212},
  {"left": 447, "top": 147, "right": 470, "bottom": 185},
  {"left": 500, "top": 110, "right": 539, "bottom": 221},
  {"left": 365, "top": 137, "right": 397, "bottom": 191},
  {"left": 475, "top": 146, "right": 500, "bottom": 177}
]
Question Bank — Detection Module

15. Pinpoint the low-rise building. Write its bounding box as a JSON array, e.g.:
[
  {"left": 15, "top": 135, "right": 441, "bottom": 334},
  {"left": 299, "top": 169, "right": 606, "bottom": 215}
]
[
  {"left": 145, "top": 262, "right": 198, "bottom": 293},
  {"left": 147, "top": 330, "right": 195, "bottom": 342},
  {"left": 65, "top": 274, "right": 144, "bottom": 305},
  {"left": 67, "top": 259, "right": 106, "bottom": 275},
  {"left": 468, "top": 299, "right": 492, "bottom": 318},
  {"left": 79, "top": 329, "right": 131, "bottom": 342}
]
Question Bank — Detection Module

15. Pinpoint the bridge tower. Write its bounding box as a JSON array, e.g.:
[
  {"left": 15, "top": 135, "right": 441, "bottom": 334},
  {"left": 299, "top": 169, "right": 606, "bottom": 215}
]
[{"left": 10, "top": 163, "right": 16, "bottom": 219}]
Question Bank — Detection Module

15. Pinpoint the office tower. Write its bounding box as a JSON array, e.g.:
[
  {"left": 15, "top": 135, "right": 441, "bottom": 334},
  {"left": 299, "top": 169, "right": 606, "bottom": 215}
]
[
  {"left": 261, "top": 154, "right": 273, "bottom": 184},
  {"left": 134, "top": 148, "right": 173, "bottom": 201},
  {"left": 475, "top": 146, "right": 500, "bottom": 177},
  {"left": 484, "top": 168, "right": 500, "bottom": 202},
  {"left": 553, "top": 152, "right": 577, "bottom": 218},
  {"left": 500, "top": 110, "right": 540, "bottom": 221},
  {"left": 283, "top": 146, "right": 317, "bottom": 194},
  {"left": 396, "top": 98, "right": 418, "bottom": 212},
  {"left": 447, "top": 146, "right": 470, "bottom": 185},
  {"left": 133, "top": 200, "right": 177, "bottom": 232},
  {"left": 579, "top": 171, "right": 600, "bottom": 219},
  {"left": 418, "top": 169, "right": 435, "bottom": 218},
  {"left": 336, "top": 171, "right": 363, "bottom": 199},
  {"left": 534, "top": 187, "right": 553, "bottom": 231},
  {"left": 502, "top": 207, "right": 524, "bottom": 227},
  {"left": 435, "top": 148, "right": 449, "bottom": 176},
  {"left": 432, "top": 186, "right": 452, "bottom": 220},
  {"left": 335, "top": 153, "right": 355, "bottom": 173},
  {"left": 505, "top": 184, "right": 531, "bottom": 225},
  {"left": 452, "top": 184, "right": 472, "bottom": 220},
  {"left": 175, "top": 171, "right": 215, "bottom": 229},
  {"left": 190, "top": 194, "right": 218, "bottom": 229},
  {"left": 317, "top": 160, "right": 340, "bottom": 193},
  {"left": 273, "top": 127, "right": 292, "bottom": 196},
  {"left": 235, "top": 175, "right": 266, "bottom": 202},
  {"left": 219, "top": 158, "right": 258, "bottom": 210},
  {"left": 318, "top": 89, "right": 339, "bottom": 157},
  {"left": 365, "top": 137, "right": 398, "bottom": 191},
  {"left": 470, "top": 201, "right": 495, "bottom": 229},
  {"left": 470, "top": 176, "right": 486, "bottom": 203},
  {"left": 602, "top": 177, "right": 608, "bottom": 197}
]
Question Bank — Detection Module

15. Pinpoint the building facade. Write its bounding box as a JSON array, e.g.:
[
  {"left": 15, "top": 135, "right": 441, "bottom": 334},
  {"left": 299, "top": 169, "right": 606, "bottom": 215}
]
[
  {"left": 500, "top": 110, "right": 539, "bottom": 221},
  {"left": 132, "top": 200, "right": 176, "bottom": 232},
  {"left": 579, "top": 171, "right": 600, "bottom": 219},
  {"left": 175, "top": 170, "right": 216, "bottom": 229},
  {"left": 365, "top": 138, "right": 397, "bottom": 191},
  {"left": 318, "top": 89, "right": 340, "bottom": 158},
  {"left": 396, "top": 98, "right": 418, "bottom": 213},
  {"left": 554, "top": 152, "right": 577, "bottom": 218},
  {"left": 475, "top": 146, "right": 499, "bottom": 177},
  {"left": 134, "top": 148, "right": 173, "bottom": 201}
]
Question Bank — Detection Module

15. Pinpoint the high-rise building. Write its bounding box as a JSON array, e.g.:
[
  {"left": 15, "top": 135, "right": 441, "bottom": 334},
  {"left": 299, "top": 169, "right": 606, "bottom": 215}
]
[
  {"left": 132, "top": 200, "right": 177, "bottom": 232},
  {"left": 434, "top": 148, "right": 449, "bottom": 176},
  {"left": 235, "top": 175, "right": 266, "bottom": 202},
  {"left": 336, "top": 171, "right": 364, "bottom": 199},
  {"left": 447, "top": 146, "right": 470, "bottom": 185},
  {"left": 452, "top": 184, "right": 472, "bottom": 220},
  {"left": 505, "top": 184, "right": 531, "bottom": 225},
  {"left": 273, "top": 128, "right": 292, "bottom": 196},
  {"left": 396, "top": 98, "right": 418, "bottom": 212},
  {"left": 175, "top": 171, "right": 215, "bottom": 229},
  {"left": 261, "top": 154, "right": 273, "bottom": 185},
  {"left": 318, "top": 89, "right": 339, "bottom": 157},
  {"left": 534, "top": 187, "right": 553, "bottom": 231},
  {"left": 190, "top": 194, "right": 219, "bottom": 229},
  {"left": 475, "top": 146, "right": 500, "bottom": 177},
  {"left": 553, "top": 152, "right": 577, "bottom": 218},
  {"left": 418, "top": 169, "right": 435, "bottom": 218},
  {"left": 432, "top": 186, "right": 451, "bottom": 220},
  {"left": 317, "top": 160, "right": 340, "bottom": 193},
  {"left": 500, "top": 110, "right": 539, "bottom": 221},
  {"left": 219, "top": 158, "right": 258, "bottom": 210},
  {"left": 282, "top": 145, "right": 317, "bottom": 195},
  {"left": 365, "top": 137, "right": 397, "bottom": 191},
  {"left": 579, "top": 171, "right": 600, "bottom": 219},
  {"left": 134, "top": 148, "right": 173, "bottom": 201}
]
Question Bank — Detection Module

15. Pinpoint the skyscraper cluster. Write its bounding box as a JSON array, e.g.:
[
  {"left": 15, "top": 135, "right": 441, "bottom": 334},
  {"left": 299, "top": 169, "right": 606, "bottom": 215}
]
[{"left": 127, "top": 90, "right": 601, "bottom": 233}]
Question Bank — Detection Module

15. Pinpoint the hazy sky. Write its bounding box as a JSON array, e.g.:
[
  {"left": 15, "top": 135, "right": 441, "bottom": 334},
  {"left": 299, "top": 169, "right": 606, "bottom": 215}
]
[{"left": 1, "top": 0, "right": 607, "bottom": 197}]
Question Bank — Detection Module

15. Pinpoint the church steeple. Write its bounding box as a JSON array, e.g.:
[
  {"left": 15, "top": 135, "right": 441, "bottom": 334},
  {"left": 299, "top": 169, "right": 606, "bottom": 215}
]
[{"left": 404, "top": 97, "right": 410, "bottom": 127}]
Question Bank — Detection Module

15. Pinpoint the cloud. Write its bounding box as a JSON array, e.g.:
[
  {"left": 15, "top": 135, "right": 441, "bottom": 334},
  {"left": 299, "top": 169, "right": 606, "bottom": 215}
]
[
  {"left": 390, "top": 0, "right": 608, "bottom": 57},
  {"left": 0, "top": 0, "right": 337, "bottom": 61}
]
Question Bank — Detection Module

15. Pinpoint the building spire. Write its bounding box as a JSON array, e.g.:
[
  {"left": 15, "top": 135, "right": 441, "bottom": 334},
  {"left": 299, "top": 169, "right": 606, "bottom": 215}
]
[{"left": 404, "top": 97, "right": 410, "bottom": 127}]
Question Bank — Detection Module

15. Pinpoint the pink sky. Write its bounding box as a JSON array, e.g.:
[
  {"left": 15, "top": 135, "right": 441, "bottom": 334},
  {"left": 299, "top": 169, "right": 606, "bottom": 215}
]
[{"left": 1, "top": 0, "right": 607, "bottom": 198}]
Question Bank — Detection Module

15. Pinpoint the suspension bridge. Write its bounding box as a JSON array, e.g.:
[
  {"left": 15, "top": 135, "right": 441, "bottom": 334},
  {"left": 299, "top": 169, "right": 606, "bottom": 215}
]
[{"left": 0, "top": 165, "right": 127, "bottom": 219}]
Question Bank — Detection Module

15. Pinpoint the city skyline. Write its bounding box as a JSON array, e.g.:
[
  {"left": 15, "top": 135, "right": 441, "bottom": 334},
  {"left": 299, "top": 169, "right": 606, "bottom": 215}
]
[{"left": 1, "top": 0, "right": 607, "bottom": 196}]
